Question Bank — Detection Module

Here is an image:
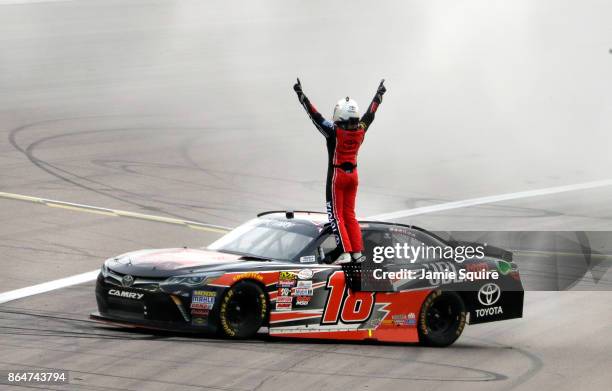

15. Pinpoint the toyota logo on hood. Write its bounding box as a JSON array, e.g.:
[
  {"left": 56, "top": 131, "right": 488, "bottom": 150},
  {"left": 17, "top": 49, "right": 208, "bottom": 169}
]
[
  {"left": 121, "top": 275, "right": 134, "bottom": 287},
  {"left": 478, "top": 283, "right": 501, "bottom": 306}
]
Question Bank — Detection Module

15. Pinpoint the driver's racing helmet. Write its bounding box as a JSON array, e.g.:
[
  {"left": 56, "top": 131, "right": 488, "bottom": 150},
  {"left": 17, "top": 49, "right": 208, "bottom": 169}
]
[{"left": 333, "top": 97, "right": 360, "bottom": 129}]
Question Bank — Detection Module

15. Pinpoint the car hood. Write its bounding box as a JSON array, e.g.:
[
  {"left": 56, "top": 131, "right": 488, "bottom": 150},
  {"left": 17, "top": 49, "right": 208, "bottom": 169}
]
[{"left": 105, "top": 248, "right": 286, "bottom": 278}]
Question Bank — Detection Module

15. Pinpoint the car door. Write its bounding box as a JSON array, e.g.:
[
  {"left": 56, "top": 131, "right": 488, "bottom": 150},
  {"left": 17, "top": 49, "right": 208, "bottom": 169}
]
[{"left": 269, "top": 231, "right": 379, "bottom": 333}]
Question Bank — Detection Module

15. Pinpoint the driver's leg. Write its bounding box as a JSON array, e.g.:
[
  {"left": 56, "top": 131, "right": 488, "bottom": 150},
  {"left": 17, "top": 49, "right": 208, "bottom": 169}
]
[
  {"left": 328, "top": 169, "right": 352, "bottom": 263},
  {"left": 343, "top": 171, "right": 364, "bottom": 262}
]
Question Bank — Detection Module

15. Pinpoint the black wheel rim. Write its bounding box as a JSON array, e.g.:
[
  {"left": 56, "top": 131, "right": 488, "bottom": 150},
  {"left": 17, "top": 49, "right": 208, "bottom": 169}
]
[
  {"left": 426, "top": 296, "right": 459, "bottom": 335},
  {"left": 225, "top": 287, "right": 260, "bottom": 329}
]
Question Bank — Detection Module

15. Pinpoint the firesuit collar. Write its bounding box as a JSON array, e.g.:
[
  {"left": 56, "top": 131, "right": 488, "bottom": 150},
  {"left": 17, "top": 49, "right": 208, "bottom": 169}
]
[{"left": 335, "top": 117, "right": 359, "bottom": 130}]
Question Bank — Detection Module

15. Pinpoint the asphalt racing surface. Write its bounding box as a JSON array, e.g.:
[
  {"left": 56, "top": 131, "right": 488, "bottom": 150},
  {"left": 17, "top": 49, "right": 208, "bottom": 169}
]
[{"left": 1, "top": 1, "right": 611, "bottom": 390}]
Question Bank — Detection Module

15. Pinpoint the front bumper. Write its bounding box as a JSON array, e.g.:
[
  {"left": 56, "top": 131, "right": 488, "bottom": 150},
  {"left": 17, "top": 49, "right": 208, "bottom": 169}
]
[
  {"left": 89, "top": 311, "right": 213, "bottom": 333},
  {"left": 93, "top": 272, "right": 219, "bottom": 333}
]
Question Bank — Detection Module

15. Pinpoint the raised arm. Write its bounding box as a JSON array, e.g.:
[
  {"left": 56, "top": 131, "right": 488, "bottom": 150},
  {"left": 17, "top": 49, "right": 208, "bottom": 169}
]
[
  {"left": 359, "top": 79, "right": 387, "bottom": 131},
  {"left": 293, "top": 78, "right": 334, "bottom": 138}
]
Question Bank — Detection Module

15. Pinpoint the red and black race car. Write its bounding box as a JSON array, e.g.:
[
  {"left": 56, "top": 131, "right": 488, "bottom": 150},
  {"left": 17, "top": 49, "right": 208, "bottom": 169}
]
[{"left": 91, "top": 211, "right": 524, "bottom": 347}]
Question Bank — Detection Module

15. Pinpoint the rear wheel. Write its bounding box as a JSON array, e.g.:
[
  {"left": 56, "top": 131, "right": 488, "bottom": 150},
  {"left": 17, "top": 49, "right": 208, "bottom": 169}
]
[
  {"left": 418, "top": 290, "right": 466, "bottom": 347},
  {"left": 218, "top": 281, "right": 267, "bottom": 338}
]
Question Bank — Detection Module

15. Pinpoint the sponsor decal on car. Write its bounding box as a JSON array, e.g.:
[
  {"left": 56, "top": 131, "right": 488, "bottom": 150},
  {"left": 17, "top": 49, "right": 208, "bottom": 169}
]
[
  {"left": 191, "top": 296, "right": 215, "bottom": 305},
  {"left": 279, "top": 280, "right": 296, "bottom": 288},
  {"left": 296, "top": 280, "right": 312, "bottom": 288},
  {"left": 297, "top": 269, "right": 314, "bottom": 280},
  {"left": 474, "top": 282, "right": 504, "bottom": 318},
  {"left": 191, "top": 317, "right": 207, "bottom": 326},
  {"left": 409, "top": 312, "right": 416, "bottom": 324},
  {"left": 278, "top": 287, "right": 291, "bottom": 296},
  {"left": 295, "top": 296, "right": 311, "bottom": 306},
  {"left": 191, "top": 290, "right": 215, "bottom": 309},
  {"left": 191, "top": 308, "right": 209, "bottom": 316},
  {"left": 275, "top": 302, "right": 292, "bottom": 311},
  {"left": 261, "top": 220, "right": 295, "bottom": 229},
  {"left": 475, "top": 306, "right": 504, "bottom": 317},
  {"left": 392, "top": 313, "right": 416, "bottom": 326},
  {"left": 279, "top": 271, "right": 297, "bottom": 287},
  {"left": 388, "top": 226, "right": 415, "bottom": 237},
  {"left": 108, "top": 289, "right": 144, "bottom": 300},
  {"left": 191, "top": 302, "right": 213, "bottom": 309},
  {"left": 292, "top": 288, "right": 313, "bottom": 296},
  {"left": 496, "top": 260, "right": 517, "bottom": 275},
  {"left": 191, "top": 302, "right": 215, "bottom": 310},
  {"left": 193, "top": 290, "right": 215, "bottom": 297},
  {"left": 300, "top": 255, "right": 316, "bottom": 263},
  {"left": 478, "top": 283, "right": 501, "bottom": 306},
  {"left": 233, "top": 272, "right": 264, "bottom": 282},
  {"left": 276, "top": 296, "right": 292, "bottom": 303}
]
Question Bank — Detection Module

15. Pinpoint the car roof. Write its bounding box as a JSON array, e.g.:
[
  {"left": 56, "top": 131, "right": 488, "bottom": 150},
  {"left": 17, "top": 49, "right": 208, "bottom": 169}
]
[
  {"left": 256, "top": 211, "right": 329, "bottom": 226},
  {"left": 255, "top": 210, "right": 445, "bottom": 241}
]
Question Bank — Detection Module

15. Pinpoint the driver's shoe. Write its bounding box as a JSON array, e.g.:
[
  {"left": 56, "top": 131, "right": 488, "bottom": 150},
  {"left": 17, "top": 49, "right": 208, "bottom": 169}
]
[
  {"left": 352, "top": 255, "right": 366, "bottom": 263},
  {"left": 351, "top": 252, "right": 365, "bottom": 263},
  {"left": 333, "top": 252, "right": 351, "bottom": 264}
]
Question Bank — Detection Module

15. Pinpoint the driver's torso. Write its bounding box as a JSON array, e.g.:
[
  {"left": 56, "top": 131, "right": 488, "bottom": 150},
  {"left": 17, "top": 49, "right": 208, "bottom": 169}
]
[{"left": 328, "top": 126, "right": 365, "bottom": 167}]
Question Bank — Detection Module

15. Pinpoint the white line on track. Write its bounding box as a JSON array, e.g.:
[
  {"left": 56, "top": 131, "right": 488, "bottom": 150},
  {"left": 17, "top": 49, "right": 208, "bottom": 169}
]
[
  {"left": 0, "top": 191, "right": 231, "bottom": 233},
  {"left": 366, "top": 178, "right": 612, "bottom": 221},
  {"left": 0, "top": 270, "right": 99, "bottom": 304},
  {"left": 2, "top": 177, "right": 612, "bottom": 304},
  {"left": 0, "top": 0, "right": 72, "bottom": 5},
  {"left": 0, "top": 191, "right": 229, "bottom": 304}
]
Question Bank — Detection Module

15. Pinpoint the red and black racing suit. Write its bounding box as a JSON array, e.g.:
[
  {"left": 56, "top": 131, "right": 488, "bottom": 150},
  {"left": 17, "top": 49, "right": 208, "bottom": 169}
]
[{"left": 295, "top": 90, "right": 383, "bottom": 253}]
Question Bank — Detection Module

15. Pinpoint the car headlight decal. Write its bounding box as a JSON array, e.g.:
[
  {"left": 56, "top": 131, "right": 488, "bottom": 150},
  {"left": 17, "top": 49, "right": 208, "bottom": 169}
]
[{"left": 160, "top": 272, "right": 223, "bottom": 288}]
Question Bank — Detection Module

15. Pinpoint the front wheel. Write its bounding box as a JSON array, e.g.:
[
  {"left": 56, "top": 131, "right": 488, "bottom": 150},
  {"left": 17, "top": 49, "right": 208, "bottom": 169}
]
[
  {"left": 218, "top": 281, "right": 268, "bottom": 338},
  {"left": 418, "top": 290, "right": 466, "bottom": 347}
]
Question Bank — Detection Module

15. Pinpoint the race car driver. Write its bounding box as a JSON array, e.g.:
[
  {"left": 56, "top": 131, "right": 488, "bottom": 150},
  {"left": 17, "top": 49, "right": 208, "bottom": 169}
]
[{"left": 293, "top": 78, "right": 386, "bottom": 263}]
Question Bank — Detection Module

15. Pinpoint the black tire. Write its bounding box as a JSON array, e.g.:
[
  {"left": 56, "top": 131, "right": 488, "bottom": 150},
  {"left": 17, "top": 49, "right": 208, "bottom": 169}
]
[
  {"left": 218, "top": 281, "right": 268, "bottom": 339},
  {"left": 418, "top": 290, "right": 467, "bottom": 347}
]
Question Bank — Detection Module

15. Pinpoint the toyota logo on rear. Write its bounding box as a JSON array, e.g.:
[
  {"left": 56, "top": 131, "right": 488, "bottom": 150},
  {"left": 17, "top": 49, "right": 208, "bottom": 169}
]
[
  {"left": 121, "top": 275, "right": 134, "bottom": 287},
  {"left": 478, "top": 283, "right": 501, "bottom": 306}
]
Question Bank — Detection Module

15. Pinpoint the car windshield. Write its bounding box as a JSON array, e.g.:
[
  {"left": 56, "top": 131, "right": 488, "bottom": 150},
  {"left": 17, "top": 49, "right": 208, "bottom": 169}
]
[{"left": 207, "top": 218, "right": 320, "bottom": 261}]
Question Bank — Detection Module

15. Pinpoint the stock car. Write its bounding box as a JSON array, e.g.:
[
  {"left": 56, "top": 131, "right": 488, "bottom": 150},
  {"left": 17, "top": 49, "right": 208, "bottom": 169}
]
[{"left": 91, "top": 211, "right": 524, "bottom": 347}]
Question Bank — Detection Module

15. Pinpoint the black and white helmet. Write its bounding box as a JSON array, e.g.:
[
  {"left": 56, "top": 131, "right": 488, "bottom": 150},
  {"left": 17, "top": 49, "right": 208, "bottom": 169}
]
[{"left": 333, "top": 97, "right": 359, "bottom": 124}]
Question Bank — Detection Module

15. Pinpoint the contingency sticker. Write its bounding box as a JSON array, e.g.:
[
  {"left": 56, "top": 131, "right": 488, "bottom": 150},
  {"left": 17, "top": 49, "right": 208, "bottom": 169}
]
[
  {"left": 192, "top": 317, "right": 207, "bottom": 326},
  {"left": 191, "top": 290, "right": 216, "bottom": 310},
  {"left": 297, "top": 269, "right": 313, "bottom": 280},
  {"left": 276, "top": 296, "right": 292, "bottom": 304},
  {"left": 276, "top": 302, "right": 292, "bottom": 311},
  {"left": 278, "top": 287, "right": 291, "bottom": 296},
  {"left": 292, "top": 288, "right": 313, "bottom": 296},
  {"left": 300, "top": 255, "right": 316, "bottom": 263},
  {"left": 392, "top": 313, "right": 416, "bottom": 326},
  {"left": 296, "top": 280, "right": 312, "bottom": 289},
  {"left": 279, "top": 271, "right": 297, "bottom": 288},
  {"left": 295, "top": 296, "right": 311, "bottom": 306}
]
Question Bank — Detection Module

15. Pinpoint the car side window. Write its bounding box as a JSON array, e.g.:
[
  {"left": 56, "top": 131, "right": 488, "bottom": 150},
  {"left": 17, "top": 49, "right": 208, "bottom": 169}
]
[
  {"left": 389, "top": 232, "right": 426, "bottom": 264},
  {"left": 363, "top": 229, "right": 432, "bottom": 265},
  {"left": 362, "top": 229, "right": 393, "bottom": 263},
  {"left": 318, "top": 235, "right": 339, "bottom": 263}
]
